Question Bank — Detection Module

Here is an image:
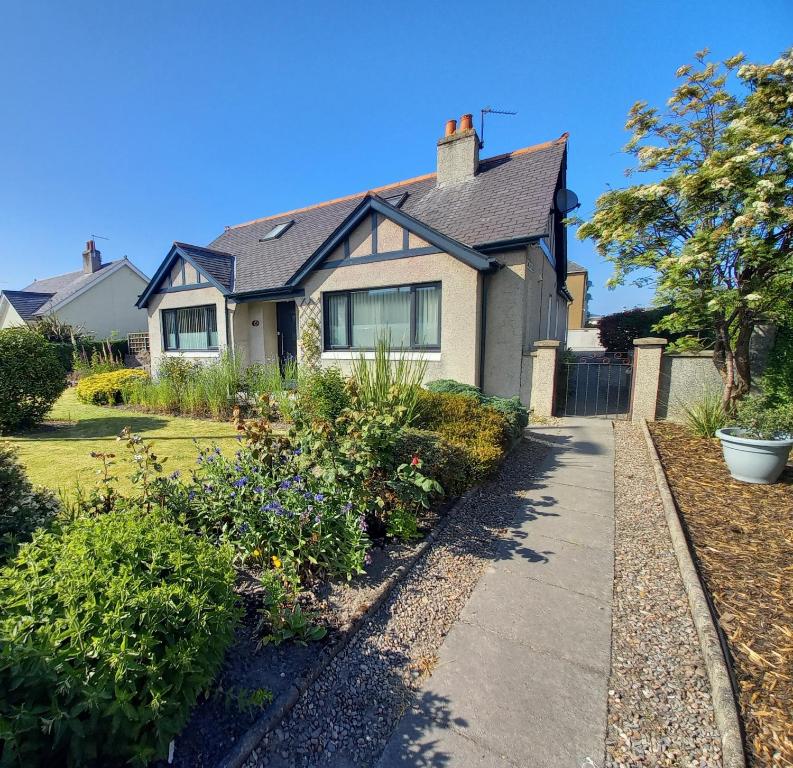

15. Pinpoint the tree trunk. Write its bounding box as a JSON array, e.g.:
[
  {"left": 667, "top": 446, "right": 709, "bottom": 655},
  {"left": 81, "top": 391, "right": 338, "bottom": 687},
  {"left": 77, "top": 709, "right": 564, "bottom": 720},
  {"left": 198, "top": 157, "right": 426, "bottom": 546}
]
[{"left": 714, "top": 318, "right": 754, "bottom": 414}]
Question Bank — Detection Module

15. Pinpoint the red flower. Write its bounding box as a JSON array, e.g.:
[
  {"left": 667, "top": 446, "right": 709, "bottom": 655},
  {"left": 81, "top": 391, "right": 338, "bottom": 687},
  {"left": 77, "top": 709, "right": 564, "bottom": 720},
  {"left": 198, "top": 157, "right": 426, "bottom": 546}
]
[{"left": 411, "top": 455, "right": 420, "bottom": 466}]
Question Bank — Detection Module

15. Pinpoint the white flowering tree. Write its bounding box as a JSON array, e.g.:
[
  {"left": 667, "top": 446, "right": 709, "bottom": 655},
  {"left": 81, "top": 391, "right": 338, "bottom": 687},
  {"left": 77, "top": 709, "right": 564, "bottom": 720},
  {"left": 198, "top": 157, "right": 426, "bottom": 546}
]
[{"left": 578, "top": 49, "right": 793, "bottom": 412}]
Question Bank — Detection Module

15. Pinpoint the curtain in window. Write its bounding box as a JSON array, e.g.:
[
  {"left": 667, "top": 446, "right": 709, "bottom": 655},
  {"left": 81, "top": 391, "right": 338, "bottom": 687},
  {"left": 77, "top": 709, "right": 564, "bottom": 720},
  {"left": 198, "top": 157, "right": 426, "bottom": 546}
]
[
  {"left": 414, "top": 285, "right": 440, "bottom": 346},
  {"left": 327, "top": 294, "right": 348, "bottom": 347},
  {"left": 165, "top": 306, "right": 217, "bottom": 350},
  {"left": 351, "top": 287, "right": 411, "bottom": 348},
  {"left": 164, "top": 310, "right": 178, "bottom": 349}
]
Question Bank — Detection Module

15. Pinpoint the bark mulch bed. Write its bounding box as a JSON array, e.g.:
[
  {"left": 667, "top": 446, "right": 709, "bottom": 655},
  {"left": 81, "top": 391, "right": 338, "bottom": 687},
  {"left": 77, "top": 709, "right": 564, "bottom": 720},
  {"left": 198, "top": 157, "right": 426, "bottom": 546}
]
[{"left": 649, "top": 422, "right": 793, "bottom": 768}]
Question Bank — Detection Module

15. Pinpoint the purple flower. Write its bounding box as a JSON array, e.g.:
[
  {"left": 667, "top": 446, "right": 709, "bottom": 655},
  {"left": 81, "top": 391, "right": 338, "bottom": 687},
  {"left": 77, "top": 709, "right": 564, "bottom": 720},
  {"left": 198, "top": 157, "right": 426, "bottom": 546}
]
[
  {"left": 314, "top": 493, "right": 325, "bottom": 503},
  {"left": 229, "top": 491, "right": 236, "bottom": 498},
  {"left": 169, "top": 470, "right": 181, "bottom": 480},
  {"left": 343, "top": 502, "right": 353, "bottom": 512},
  {"left": 234, "top": 477, "right": 248, "bottom": 488},
  {"left": 239, "top": 522, "right": 250, "bottom": 534},
  {"left": 214, "top": 446, "right": 222, "bottom": 455},
  {"left": 188, "top": 490, "right": 196, "bottom": 500},
  {"left": 293, "top": 475, "right": 303, "bottom": 484},
  {"left": 358, "top": 516, "right": 368, "bottom": 532},
  {"left": 364, "top": 553, "right": 373, "bottom": 566},
  {"left": 263, "top": 501, "right": 284, "bottom": 515},
  {"left": 303, "top": 491, "right": 313, "bottom": 500},
  {"left": 203, "top": 483, "right": 214, "bottom": 492},
  {"left": 279, "top": 479, "right": 292, "bottom": 490},
  {"left": 314, "top": 514, "right": 321, "bottom": 524},
  {"left": 254, "top": 486, "right": 264, "bottom": 494},
  {"left": 293, "top": 448, "right": 302, "bottom": 456},
  {"left": 235, "top": 464, "right": 243, "bottom": 473}
]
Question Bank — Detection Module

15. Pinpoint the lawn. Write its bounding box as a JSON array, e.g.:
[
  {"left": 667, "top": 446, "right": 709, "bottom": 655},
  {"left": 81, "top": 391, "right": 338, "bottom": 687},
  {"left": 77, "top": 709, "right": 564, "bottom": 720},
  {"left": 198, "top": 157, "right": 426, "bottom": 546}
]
[{"left": 7, "top": 388, "right": 241, "bottom": 497}]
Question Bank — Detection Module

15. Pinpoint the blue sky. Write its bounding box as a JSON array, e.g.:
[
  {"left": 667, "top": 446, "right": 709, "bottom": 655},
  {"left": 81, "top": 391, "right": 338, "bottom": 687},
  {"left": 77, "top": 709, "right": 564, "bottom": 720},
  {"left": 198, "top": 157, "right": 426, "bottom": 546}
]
[{"left": 0, "top": 0, "right": 790, "bottom": 314}]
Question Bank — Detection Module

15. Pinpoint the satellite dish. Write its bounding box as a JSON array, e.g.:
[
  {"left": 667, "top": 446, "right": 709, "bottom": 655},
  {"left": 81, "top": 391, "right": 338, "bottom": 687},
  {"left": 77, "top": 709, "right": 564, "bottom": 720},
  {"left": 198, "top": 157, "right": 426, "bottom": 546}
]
[{"left": 555, "top": 189, "right": 580, "bottom": 213}]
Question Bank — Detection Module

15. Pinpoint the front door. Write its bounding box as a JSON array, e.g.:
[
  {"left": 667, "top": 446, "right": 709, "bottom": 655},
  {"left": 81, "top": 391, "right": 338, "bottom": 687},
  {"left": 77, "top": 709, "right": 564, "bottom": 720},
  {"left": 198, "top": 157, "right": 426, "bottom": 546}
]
[{"left": 276, "top": 301, "right": 297, "bottom": 373}]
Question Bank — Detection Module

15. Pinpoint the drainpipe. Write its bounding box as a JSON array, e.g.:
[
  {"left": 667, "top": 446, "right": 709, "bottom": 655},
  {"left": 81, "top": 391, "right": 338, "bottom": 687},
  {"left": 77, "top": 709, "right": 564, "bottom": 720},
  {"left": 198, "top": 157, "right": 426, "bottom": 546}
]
[{"left": 478, "top": 274, "right": 489, "bottom": 391}]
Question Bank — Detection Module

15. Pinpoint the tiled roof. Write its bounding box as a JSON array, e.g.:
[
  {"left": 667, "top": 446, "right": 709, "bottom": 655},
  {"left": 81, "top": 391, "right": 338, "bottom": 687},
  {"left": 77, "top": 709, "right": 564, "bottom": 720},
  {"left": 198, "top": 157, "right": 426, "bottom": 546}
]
[
  {"left": 23, "top": 261, "right": 121, "bottom": 315},
  {"left": 174, "top": 243, "right": 235, "bottom": 292},
  {"left": 208, "top": 136, "right": 567, "bottom": 294},
  {"left": 1, "top": 290, "right": 54, "bottom": 320},
  {"left": 567, "top": 260, "right": 587, "bottom": 274}
]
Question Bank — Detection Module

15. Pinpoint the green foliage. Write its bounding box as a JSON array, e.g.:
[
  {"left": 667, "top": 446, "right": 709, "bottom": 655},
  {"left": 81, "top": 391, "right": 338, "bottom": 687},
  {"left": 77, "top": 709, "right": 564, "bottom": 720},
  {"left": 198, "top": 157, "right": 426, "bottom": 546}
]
[
  {"left": 0, "top": 327, "right": 67, "bottom": 433},
  {"left": 49, "top": 339, "right": 129, "bottom": 373},
  {"left": 393, "top": 428, "right": 470, "bottom": 497},
  {"left": 72, "top": 339, "right": 126, "bottom": 376},
  {"left": 258, "top": 570, "right": 327, "bottom": 646},
  {"left": 416, "top": 391, "right": 508, "bottom": 487},
  {"left": 761, "top": 322, "right": 793, "bottom": 406},
  {"left": 0, "top": 510, "right": 239, "bottom": 767},
  {"left": 75, "top": 368, "right": 149, "bottom": 405},
  {"left": 731, "top": 395, "right": 793, "bottom": 440},
  {"left": 0, "top": 443, "right": 59, "bottom": 559},
  {"left": 577, "top": 49, "right": 793, "bottom": 409},
  {"left": 298, "top": 367, "right": 351, "bottom": 422},
  {"left": 681, "top": 389, "right": 728, "bottom": 438},
  {"left": 424, "top": 379, "right": 528, "bottom": 444},
  {"left": 351, "top": 338, "right": 428, "bottom": 427},
  {"left": 124, "top": 353, "right": 297, "bottom": 421},
  {"left": 597, "top": 306, "right": 675, "bottom": 353},
  {"left": 214, "top": 685, "right": 274, "bottom": 715},
  {"left": 33, "top": 315, "right": 85, "bottom": 343}
]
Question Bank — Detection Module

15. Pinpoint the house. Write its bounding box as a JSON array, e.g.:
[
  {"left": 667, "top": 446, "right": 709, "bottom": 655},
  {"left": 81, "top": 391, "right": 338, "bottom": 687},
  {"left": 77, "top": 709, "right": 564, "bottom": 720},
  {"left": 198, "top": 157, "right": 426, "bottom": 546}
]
[
  {"left": 565, "top": 260, "right": 604, "bottom": 352},
  {"left": 0, "top": 241, "right": 149, "bottom": 338},
  {"left": 136, "top": 115, "right": 572, "bottom": 405}
]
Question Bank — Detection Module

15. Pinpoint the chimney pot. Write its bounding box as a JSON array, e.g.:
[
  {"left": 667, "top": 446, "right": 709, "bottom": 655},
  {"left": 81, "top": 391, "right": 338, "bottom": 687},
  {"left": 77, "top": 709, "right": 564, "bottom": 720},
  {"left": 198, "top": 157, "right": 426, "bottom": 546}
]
[
  {"left": 436, "top": 113, "right": 479, "bottom": 186},
  {"left": 445, "top": 119, "right": 457, "bottom": 137},
  {"left": 459, "top": 114, "right": 473, "bottom": 132}
]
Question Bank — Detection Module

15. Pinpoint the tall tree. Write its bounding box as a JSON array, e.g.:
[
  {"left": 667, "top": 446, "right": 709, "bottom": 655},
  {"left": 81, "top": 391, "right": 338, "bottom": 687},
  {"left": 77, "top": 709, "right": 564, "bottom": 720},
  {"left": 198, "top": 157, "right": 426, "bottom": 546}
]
[{"left": 578, "top": 49, "right": 793, "bottom": 411}]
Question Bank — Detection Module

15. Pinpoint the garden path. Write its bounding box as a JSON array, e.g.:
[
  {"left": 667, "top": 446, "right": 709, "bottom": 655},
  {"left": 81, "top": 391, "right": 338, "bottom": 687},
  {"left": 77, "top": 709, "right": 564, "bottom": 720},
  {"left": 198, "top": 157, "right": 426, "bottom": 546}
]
[{"left": 376, "top": 417, "right": 615, "bottom": 768}]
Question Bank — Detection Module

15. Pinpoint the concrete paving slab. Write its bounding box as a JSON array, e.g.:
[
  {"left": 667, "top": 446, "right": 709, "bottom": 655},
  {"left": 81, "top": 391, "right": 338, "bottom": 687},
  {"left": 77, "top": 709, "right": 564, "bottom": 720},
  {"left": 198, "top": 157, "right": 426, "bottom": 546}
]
[
  {"left": 419, "top": 624, "right": 607, "bottom": 767},
  {"left": 519, "top": 479, "right": 613, "bottom": 517},
  {"left": 508, "top": 500, "right": 613, "bottom": 550},
  {"left": 461, "top": 571, "right": 612, "bottom": 672},
  {"left": 377, "top": 706, "right": 516, "bottom": 768}
]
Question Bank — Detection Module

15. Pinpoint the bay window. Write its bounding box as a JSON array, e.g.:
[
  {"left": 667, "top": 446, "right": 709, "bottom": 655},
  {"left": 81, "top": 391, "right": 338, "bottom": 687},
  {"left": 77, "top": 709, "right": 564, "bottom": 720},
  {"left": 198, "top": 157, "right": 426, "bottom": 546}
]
[
  {"left": 162, "top": 305, "right": 218, "bottom": 351},
  {"left": 323, "top": 282, "right": 441, "bottom": 351}
]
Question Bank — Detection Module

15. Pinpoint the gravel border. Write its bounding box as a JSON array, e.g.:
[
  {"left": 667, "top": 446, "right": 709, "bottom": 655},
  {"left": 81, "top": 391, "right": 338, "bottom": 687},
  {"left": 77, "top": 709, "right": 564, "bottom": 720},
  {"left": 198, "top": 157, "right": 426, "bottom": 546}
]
[
  {"left": 609, "top": 422, "right": 723, "bottom": 767},
  {"left": 216, "top": 442, "right": 521, "bottom": 768},
  {"left": 641, "top": 420, "right": 746, "bottom": 768}
]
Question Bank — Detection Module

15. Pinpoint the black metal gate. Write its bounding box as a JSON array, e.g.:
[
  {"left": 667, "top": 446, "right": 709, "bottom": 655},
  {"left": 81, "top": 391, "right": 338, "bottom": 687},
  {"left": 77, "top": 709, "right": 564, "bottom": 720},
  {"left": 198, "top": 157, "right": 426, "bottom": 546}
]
[{"left": 556, "top": 352, "right": 633, "bottom": 418}]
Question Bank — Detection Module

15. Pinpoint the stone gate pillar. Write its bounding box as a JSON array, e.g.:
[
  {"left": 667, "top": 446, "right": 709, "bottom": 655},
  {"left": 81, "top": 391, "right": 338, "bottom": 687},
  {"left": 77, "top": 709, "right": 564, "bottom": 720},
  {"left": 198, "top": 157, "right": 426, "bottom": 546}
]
[
  {"left": 530, "top": 340, "right": 560, "bottom": 418},
  {"left": 631, "top": 337, "right": 668, "bottom": 422}
]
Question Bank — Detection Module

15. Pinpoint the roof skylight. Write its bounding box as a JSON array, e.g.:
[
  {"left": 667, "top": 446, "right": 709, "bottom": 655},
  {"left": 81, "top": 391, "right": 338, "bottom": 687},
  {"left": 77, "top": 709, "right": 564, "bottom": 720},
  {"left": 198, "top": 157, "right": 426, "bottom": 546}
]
[
  {"left": 261, "top": 220, "right": 294, "bottom": 241},
  {"left": 383, "top": 192, "right": 407, "bottom": 208}
]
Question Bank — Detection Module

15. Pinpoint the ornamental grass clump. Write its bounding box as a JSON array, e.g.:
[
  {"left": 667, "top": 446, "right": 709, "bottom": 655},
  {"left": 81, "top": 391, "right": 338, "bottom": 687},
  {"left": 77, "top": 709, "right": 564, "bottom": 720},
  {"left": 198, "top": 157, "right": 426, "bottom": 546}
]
[
  {"left": 0, "top": 510, "right": 239, "bottom": 767},
  {"left": 681, "top": 388, "right": 728, "bottom": 438}
]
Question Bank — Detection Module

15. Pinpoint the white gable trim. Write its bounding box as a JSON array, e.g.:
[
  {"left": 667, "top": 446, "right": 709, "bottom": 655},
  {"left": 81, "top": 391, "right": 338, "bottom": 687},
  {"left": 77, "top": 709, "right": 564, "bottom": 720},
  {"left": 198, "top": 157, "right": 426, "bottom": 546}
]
[{"left": 37, "top": 260, "right": 150, "bottom": 316}]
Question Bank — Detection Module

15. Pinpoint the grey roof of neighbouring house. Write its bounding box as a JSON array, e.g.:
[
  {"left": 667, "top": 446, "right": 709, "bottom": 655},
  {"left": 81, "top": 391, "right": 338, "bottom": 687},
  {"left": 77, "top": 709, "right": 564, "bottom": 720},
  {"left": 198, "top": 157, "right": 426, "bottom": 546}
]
[
  {"left": 1, "top": 290, "right": 54, "bottom": 320},
  {"left": 206, "top": 135, "right": 567, "bottom": 294},
  {"left": 22, "top": 261, "right": 122, "bottom": 315},
  {"left": 567, "top": 260, "right": 587, "bottom": 274},
  {"left": 174, "top": 243, "right": 236, "bottom": 292}
]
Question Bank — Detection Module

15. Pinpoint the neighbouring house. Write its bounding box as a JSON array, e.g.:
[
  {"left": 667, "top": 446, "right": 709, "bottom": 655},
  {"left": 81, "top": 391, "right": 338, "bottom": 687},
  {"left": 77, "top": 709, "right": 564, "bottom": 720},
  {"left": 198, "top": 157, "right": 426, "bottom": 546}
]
[
  {"left": 565, "top": 260, "right": 604, "bottom": 352},
  {"left": 0, "top": 241, "right": 149, "bottom": 338},
  {"left": 136, "top": 115, "right": 573, "bottom": 405}
]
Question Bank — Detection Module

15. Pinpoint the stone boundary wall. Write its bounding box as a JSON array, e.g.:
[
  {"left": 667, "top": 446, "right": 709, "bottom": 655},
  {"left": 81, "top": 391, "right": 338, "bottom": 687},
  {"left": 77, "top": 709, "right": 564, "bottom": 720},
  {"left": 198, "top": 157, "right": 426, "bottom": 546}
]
[{"left": 656, "top": 352, "right": 722, "bottom": 422}]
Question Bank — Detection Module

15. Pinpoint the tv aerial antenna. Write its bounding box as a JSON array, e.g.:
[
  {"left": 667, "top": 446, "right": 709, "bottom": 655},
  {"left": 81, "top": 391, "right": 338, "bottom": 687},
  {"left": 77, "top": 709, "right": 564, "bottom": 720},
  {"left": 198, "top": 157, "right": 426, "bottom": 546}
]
[
  {"left": 479, "top": 106, "right": 517, "bottom": 149},
  {"left": 90, "top": 234, "right": 110, "bottom": 241}
]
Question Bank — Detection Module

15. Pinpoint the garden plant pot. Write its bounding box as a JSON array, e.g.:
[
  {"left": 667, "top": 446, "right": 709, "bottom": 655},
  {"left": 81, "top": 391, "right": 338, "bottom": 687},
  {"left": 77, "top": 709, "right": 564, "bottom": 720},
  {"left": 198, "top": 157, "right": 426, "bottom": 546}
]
[{"left": 715, "top": 427, "right": 793, "bottom": 484}]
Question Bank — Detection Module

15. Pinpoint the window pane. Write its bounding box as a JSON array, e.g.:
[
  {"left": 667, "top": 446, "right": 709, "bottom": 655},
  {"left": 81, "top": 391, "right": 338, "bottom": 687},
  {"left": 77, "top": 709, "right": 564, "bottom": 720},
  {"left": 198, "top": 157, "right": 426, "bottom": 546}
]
[
  {"left": 164, "top": 311, "right": 178, "bottom": 349},
  {"left": 206, "top": 306, "right": 218, "bottom": 347},
  {"left": 327, "top": 294, "right": 348, "bottom": 347},
  {"left": 414, "top": 285, "right": 440, "bottom": 346},
  {"left": 351, "top": 287, "right": 410, "bottom": 348}
]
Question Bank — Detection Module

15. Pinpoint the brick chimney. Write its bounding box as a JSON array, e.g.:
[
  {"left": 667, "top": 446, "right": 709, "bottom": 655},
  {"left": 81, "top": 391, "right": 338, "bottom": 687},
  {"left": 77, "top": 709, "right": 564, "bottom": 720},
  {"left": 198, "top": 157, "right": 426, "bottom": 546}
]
[
  {"left": 82, "top": 240, "right": 101, "bottom": 274},
  {"left": 436, "top": 113, "right": 479, "bottom": 187}
]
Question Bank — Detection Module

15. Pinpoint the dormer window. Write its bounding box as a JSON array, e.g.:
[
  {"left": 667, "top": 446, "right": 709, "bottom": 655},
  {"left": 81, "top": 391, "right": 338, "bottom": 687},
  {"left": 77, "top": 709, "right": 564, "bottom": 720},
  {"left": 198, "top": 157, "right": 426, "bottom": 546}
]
[{"left": 261, "top": 220, "right": 294, "bottom": 241}]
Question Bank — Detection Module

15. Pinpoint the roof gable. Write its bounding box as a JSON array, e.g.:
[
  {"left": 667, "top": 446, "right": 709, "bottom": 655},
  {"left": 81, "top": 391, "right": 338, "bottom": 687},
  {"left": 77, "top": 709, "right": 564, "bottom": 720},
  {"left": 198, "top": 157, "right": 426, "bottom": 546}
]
[
  {"left": 288, "top": 194, "right": 496, "bottom": 287},
  {"left": 136, "top": 243, "right": 234, "bottom": 308},
  {"left": 1, "top": 290, "right": 54, "bottom": 320},
  {"left": 207, "top": 135, "right": 567, "bottom": 295}
]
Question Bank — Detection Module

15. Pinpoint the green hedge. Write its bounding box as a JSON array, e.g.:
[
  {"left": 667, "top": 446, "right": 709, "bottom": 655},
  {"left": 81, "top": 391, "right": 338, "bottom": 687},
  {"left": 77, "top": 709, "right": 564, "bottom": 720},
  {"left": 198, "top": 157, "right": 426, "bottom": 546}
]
[
  {"left": 0, "top": 511, "right": 239, "bottom": 766},
  {"left": 0, "top": 327, "right": 67, "bottom": 434}
]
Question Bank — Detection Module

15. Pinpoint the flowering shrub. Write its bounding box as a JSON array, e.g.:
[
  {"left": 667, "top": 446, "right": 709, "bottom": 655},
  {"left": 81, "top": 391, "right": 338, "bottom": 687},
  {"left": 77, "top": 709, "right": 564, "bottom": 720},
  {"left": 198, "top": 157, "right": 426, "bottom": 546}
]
[
  {"left": 183, "top": 424, "right": 369, "bottom": 581},
  {"left": 0, "top": 510, "right": 238, "bottom": 767},
  {"left": 75, "top": 368, "right": 149, "bottom": 405}
]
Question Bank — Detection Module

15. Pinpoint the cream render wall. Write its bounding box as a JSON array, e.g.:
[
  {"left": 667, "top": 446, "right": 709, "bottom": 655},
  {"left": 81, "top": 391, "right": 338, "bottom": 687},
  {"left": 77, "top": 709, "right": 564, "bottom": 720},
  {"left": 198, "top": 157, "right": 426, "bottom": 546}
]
[
  {"left": 243, "top": 302, "right": 279, "bottom": 365},
  {"left": 0, "top": 298, "right": 26, "bottom": 330},
  {"left": 147, "top": 285, "right": 227, "bottom": 374},
  {"left": 55, "top": 264, "right": 148, "bottom": 339},
  {"left": 299, "top": 250, "right": 481, "bottom": 385}
]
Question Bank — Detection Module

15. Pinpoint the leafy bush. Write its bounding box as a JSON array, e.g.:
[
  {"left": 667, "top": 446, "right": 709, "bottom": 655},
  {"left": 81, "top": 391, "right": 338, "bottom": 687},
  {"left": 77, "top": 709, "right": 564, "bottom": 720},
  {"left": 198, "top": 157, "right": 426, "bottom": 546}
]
[
  {"left": 393, "top": 428, "right": 470, "bottom": 497},
  {"left": 298, "top": 367, "right": 351, "bottom": 421},
  {"left": 0, "top": 327, "right": 67, "bottom": 433},
  {"left": 731, "top": 396, "right": 793, "bottom": 440},
  {"left": 598, "top": 306, "right": 686, "bottom": 353},
  {"left": 72, "top": 339, "right": 126, "bottom": 376},
  {"left": 75, "top": 368, "right": 149, "bottom": 405},
  {"left": 350, "top": 338, "right": 427, "bottom": 426},
  {"left": 415, "top": 391, "right": 508, "bottom": 486},
  {"left": 0, "top": 510, "right": 239, "bottom": 767},
  {"left": 0, "top": 443, "right": 59, "bottom": 559},
  {"left": 762, "top": 322, "right": 793, "bottom": 406},
  {"left": 425, "top": 379, "right": 528, "bottom": 443},
  {"left": 49, "top": 339, "right": 129, "bottom": 373},
  {"left": 681, "top": 389, "right": 727, "bottom": 438}
]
